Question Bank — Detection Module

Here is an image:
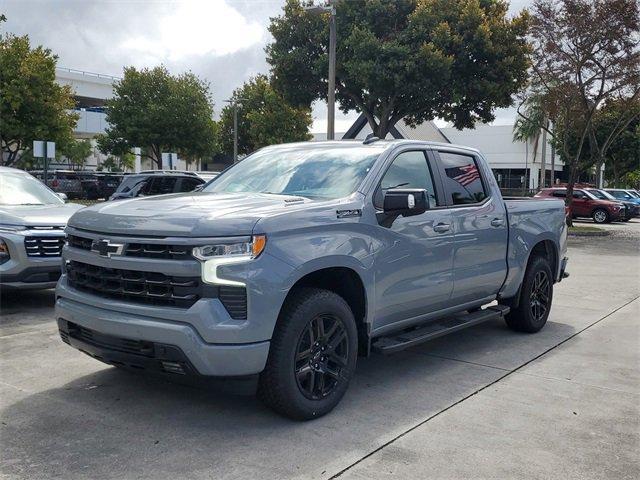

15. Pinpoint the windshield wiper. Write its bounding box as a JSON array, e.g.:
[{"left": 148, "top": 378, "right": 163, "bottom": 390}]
[{"left": 383, "top": 182, "right": 410, "bottom": 190}]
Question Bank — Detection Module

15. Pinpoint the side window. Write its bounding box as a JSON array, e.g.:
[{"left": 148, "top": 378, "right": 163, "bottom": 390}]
[
  {"left": 552, "top": 191, "right": 566, "bottom": 198},
  {"left": 573, "top": 191, "right": 585, "bottom": 199},
  {"left": 146, "top": 177, "right": 177, "bottom": 195},
  {"left": 375, "top": 151, "right": 438, "bottom": 208},
  {"left": 178, "top": 178, "right": 203, "bottom": 192},
  {"left": 438, "top": 152, "right": 487, "bottom": 205}
]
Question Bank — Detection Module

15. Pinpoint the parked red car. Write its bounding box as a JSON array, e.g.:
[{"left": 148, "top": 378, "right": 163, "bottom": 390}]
[{"left": 535, "top": 188, "right": 626, "bottom": 224}]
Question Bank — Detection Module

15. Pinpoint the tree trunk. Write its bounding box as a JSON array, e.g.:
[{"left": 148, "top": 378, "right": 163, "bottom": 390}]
[{"left": 565, "top": 163, "right": 580, "bottom": 227}]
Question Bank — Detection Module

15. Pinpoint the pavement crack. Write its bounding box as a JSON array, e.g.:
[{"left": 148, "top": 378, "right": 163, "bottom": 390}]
[
  {"left": 328, "top": 295, "right": 640, "bottom": 479},
  {"left": 411, "top": 352, "right": 511, "bottom": 372}
]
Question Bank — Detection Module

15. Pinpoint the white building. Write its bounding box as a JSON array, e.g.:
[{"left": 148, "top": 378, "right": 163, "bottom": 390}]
[{"left": 55, "top": 67, "right": 197, "bottom": 172}]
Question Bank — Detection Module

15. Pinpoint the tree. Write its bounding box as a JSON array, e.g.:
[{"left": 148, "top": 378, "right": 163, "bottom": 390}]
[
  {"left": 582, "top": 99, "right": 640, "bottom": 186},
  {"left": 218, "top": 75, "right": 312, "bottom": 156},
  {"left": 267, "top": 0, "right": 530, "bottom": 138},
  {"left": 517, "top": 0, "right": 640, "bottom": 221},
  {"left": 513, "top": 95, "right": 546, "bottom": 188},
  {"left": 61, "top": 138, "right": 92, "bottom": 169},
  {"left": 98, "top": 152, "right": 135, "bottom": 172},
  {"left": 99, "top": 66, "right": 217, "bottom": 169},
  {"left": 0, "top": 33, "right": 78, "bottom": 166}
]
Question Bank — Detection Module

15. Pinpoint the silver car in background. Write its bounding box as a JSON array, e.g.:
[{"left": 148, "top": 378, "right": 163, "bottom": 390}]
[{"left": 0, "top": 167, "right": 83, "bottom": 290}]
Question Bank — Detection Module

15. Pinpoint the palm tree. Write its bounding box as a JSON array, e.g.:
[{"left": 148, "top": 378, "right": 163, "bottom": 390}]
[{"left": 514, "top": 96, "right": 547, "bottom": 191}]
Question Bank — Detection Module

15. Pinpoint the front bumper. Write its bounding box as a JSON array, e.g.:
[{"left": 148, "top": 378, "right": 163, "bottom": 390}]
[
  {"left": 55, "top": 295, "right": 270, "bottom": 377},
  {"left": 0, "top": 230, "right": 64, "bottom": 289}
]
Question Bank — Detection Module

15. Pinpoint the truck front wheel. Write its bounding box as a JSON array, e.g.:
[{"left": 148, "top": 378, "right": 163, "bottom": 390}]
[
  {"left": 258, "top": 288, "right": 358, "bottom": 420},
  {"left": 505, "top": 256, "right": 553, "bottom": 333}
]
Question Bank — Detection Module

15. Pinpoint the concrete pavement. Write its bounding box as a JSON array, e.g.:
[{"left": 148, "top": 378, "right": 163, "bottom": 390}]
[{"left": 0, "top": 221, "right": 638, "bottom": 479}]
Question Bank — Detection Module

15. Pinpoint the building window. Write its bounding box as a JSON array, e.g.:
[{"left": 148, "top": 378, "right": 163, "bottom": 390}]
[{"left": 493, "top": 169, "right": 526, "bottom": 189}]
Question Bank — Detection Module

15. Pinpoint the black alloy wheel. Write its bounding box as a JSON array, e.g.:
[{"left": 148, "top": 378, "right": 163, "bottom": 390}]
[
  {"left": 294, "top": 313, "right": 349, "bottom": 400},
  {"left": 529, "top": 270, "right": 550, "bottom": 323}
]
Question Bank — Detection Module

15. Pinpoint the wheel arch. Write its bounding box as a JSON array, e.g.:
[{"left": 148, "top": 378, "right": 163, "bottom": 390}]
[{"left": 279, "top": 264, "right": 370, "bottom": 356}]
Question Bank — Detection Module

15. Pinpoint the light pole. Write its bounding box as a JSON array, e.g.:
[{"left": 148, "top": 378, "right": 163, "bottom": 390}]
[
  {"left": 224, "top": 98, "right": 247, "bottom": 163},
  {"left": 304, "top": 1, "right": 337, "bottom": 140}
]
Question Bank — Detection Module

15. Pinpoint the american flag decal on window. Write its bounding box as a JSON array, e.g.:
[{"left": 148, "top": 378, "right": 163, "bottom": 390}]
[{"left": 447, "top": 164, "right": 481, "bottom": 187}]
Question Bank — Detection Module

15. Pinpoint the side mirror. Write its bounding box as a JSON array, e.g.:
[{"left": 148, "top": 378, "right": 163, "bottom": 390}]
[
  {"left": 383, "top": 189, "right": 428, "bottom": 217},
  {"left": 56, "top": 193, "right": 68, "bottom": 202}
]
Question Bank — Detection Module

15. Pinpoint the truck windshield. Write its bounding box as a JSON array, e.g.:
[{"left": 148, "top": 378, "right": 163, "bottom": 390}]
[
  {"left": 0, "top": 172, "right": 64, "bottom": 206},
  {"left": 204, "top": 145, "right": 384, "bottom": 200}
]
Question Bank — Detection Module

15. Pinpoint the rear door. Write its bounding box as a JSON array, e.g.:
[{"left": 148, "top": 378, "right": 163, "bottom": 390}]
[
  {"left": 434, "top": 149, "right": 508, "bottom": 305},
  {"left": 571, "top": 190, "right": 590, "bottom": 216},
  {"left": 372, "top": 148, "right": 454, "bottom": 330}
]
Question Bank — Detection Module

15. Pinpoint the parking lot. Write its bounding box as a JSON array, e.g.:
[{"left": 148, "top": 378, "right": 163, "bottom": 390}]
[{"left": 1, "top": 220, "right": 638, "bottom": 480}]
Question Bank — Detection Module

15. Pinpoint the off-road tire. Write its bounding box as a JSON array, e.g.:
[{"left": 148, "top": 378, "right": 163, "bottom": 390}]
[
  {"left": 505, "top": 256, "right": 553, "bottom": 333},
  {"left": 258, "top": 288, "right": 358, "bottom": 421}
]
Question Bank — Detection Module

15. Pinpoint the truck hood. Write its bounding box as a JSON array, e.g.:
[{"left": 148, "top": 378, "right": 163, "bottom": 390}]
[
  {"left": 67, "top": 192, "right": 317, "bottom": 237},
  {"left": 0, "top": 203, "right": 84, "bottom": 227}
]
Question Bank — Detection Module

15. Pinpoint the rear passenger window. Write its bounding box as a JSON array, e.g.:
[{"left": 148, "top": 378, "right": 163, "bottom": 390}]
[
  {"left": 376, "top": 151, "right": 438, "bottom": 208},
  {"left": 145, "top": 177, "right": 178, "bottom": 195},
  {"left": 178, "top": 178, "right": 202, "bottom": 192},
  {"left": 438, "top": 152, "right": 487, "bottom": 205}
]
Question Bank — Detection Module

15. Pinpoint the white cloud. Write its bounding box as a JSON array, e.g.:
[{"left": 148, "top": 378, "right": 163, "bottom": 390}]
[{"left": 121, "top": 0, "right": 265, "bottom": 64}]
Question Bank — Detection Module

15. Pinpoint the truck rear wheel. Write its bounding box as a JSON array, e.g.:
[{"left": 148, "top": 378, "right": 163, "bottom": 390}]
[
  {"left": 258, "top": 288, "right": 358, "bottom": 420},
  {"left": 505, "top": 256, "right": 553, "bottom": 333}
]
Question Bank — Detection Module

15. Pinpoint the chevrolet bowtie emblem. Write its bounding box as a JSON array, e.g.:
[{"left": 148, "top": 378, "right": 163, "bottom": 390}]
[{"left": 91, "top": 239, "right": 125, "bottom": 258}]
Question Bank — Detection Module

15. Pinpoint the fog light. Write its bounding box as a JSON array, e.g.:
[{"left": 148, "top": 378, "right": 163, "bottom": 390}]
[
  {"left": 161, "top": 361, "right": 185, "bottom": 375},
  {"left": 0, "top": 239, "right": 9, "bottom": 265}
]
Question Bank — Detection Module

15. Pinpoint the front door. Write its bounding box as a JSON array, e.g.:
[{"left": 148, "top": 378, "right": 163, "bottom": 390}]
[{"left": 372, "top": 150, "right": 454, "bottom": 331}]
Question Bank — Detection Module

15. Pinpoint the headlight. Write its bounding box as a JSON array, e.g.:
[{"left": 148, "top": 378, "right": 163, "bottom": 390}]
[
  {"left": 0, "top": 225, "right": 26, "bottom": 233},
  {"left": 193, "top": 235, "right": 266, "bottom": 286},
  {"left": 0, "top": 239, "right": 9, "bottom": 265},
  {"left": 192, "top": 235, "right": 266, "bottom": 260}
]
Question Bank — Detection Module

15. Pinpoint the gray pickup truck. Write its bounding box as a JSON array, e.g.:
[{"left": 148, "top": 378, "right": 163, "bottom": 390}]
[{"left": 56, "top": 140, "right": 568, "bottom": 420}]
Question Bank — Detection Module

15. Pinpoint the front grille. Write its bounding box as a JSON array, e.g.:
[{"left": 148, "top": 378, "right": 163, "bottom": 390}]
[
  {"left": 66, "top": 260, "right": 201, "bottom": 308},
  {"left": 67, "top": 234, "right": 191, "bottom": 259},
  {"left": 24, "top": 236, "right": 65, "bottom": 256},
  {"left": 66, "top": 322, "right": 155, "bottom": 357},
  {"left": 125, "top": 243, "right": 191, "bottom": 259},
  {"left": 67, "top": 235, "right": 92, "bottom": 251},
  {"left": 219, "top": 286, "right": 247, "bottom": 320}
]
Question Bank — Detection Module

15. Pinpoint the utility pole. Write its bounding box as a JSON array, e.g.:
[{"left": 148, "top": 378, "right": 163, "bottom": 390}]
[
  {"left": 225, "top": 98, "right": 247, "bottom": 163},
  {"left": 327, "top": 1, "right": 336, "bottom": 140},
  {"left": 304, "top": 1, "right": 337, "bottom": 140}
]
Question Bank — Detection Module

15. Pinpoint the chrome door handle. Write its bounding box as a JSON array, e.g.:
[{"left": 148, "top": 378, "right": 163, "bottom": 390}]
[
  {"left": 491, "top": 218, "right": 504, "bottom": 227},
  {"left": 433, "top": 223, "right": 451, "bottom": 233}
]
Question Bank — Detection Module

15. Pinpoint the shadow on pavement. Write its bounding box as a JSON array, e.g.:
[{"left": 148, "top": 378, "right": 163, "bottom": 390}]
[
  {"left": 0, "top": 288, "right": 56, "bottom": 316},
  {"left": 0, "top": 317, "right": 578, "bottom": 479}
]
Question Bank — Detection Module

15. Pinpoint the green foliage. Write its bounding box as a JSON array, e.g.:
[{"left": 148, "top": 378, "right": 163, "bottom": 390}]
[
  {"left": 0, "top": 33, "right": 78, "bottom": 166},
  {"left": 218, "top": 75, "right": 312, "bottom": 156},
  {"left": 267, "top": 0, "right": 530, "bottom": 137},
  {"left": 554, "top": 98, "right": 640, "bottom": 185},
  {"left": 99, "top": 66, "right": 217, "bottom": 168},
  {"left": 61, "top": 139, "right": 92, "bottom": 167},
  {"left": 98, "top": 152, "right": 134, "bottom": 172}
]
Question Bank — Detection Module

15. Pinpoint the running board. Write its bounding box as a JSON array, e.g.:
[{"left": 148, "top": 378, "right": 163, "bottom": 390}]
[{"left": 371, "top": 305, "right": 510, "bottom": 355}]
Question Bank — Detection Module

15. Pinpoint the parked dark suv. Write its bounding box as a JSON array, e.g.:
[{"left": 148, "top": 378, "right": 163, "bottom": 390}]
[
  {"left": 536, "top": 188, "right": 626, "bottom": 223},
  {"left": 108, "top": 171, "right": 205, "bottom": 200}
]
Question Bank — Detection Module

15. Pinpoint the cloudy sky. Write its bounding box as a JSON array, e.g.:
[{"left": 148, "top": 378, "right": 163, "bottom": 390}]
[{"left": 2, "top": 0, "right": 533, "bottom": 133}]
